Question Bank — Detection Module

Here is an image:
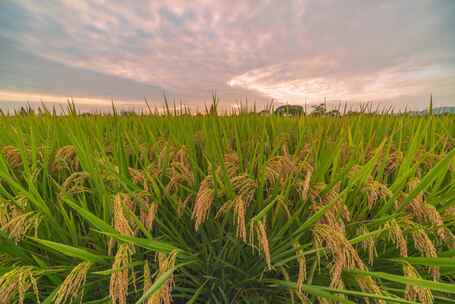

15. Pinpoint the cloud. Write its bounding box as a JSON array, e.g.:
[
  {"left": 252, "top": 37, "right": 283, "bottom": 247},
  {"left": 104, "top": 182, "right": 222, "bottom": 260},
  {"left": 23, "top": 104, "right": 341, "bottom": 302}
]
[
  {"left": 228, "top": 58, "right": 455, "bottom": 104},
  {"left": 0, "top": 37, "right": 163, "bottom": 102},
  {"left": 0, "top": 0, "right": 454, "bottom": 109}
]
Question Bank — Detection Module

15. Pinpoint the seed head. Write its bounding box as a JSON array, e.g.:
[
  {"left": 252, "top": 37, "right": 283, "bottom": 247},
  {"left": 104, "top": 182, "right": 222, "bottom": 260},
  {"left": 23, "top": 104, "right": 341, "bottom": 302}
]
[
  {"left": 250, "top": 220, "right": 272, "bottom": 270},
  {"left": 403, "top": 263, "right": 433, "bottom": 304},
  {"left": 293, "top": 243, "right": 306, "bottom": 293},
  {"left": 52, "top": 145, "right": 80, "bottom": 173},
  {"left": 145, "top": 251, "right": 178, "bottom": 304},
  {"left": 233, "top": 196, "right": 247, "bottom": 241},
  {"left": 192, "top": 175, "right": 214, "bottom": 231},
  {"left": 110, "top": 243, "right": 134, "bottom": 304},
  {"left": 54, "top": 261, "right": 91, "bottom": 304},
  {"left": 297, "top": 163, "right": 313, "bottom": 202},
  {"left": 385, "top": 220, "right": 408, "bottom": 257},
  {"left": 356, "top": 225, "right": 377, "bottom": 266},
  {"left": 313, "top": 223, "right": 382, "bottom": 296},
  {"left": 411, "top": 227, "right": 439, "bottom": 280},
  {"left": 141, "top": 201, "right": 159, "bottom": 231},
  {"left": 2, "top": 211, "right": 41, "bottom": 243},
  {"left": 265, "top": 155, "right": 296, "bottom": 185},
  {"left": 0, "top": 266, "right": 40, "bottom": 304},
  {"left": 60, "top": 171, "right": 90, "bottom": 196},
  {"left": 2, "top": 145, "right": 22, "bottom": 170},
  {"left": 113, "top": 193, "right": 135, "bottom": 237}
]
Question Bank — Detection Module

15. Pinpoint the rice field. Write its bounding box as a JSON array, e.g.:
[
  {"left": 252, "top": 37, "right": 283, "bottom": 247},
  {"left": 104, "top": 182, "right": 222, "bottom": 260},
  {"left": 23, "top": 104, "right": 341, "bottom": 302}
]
[{"left": 0, "top": 110, "right": 454, "bottom": 303}]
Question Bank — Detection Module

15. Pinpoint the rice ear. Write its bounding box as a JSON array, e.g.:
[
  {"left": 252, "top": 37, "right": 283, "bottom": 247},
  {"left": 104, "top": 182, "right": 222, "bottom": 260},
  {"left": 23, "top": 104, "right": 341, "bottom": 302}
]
[
  {"left": 60, "top": 171, "right": 90, "bottom": 197},
  {"left": 52, "top": 145, "right": 79, "bottom": 173},
  {"left": 293, "top": 242, "right": 306, "bottom": 293},
  {"left": 2, "top": 145, "right": 22, "bottom": 170},
  {"left": 192, "top": 175, "right": 214, "bottom": 230},
  {"left": 356, "top": 225, "right": 377, "bottom": 266},
  {"left": 411, "top": 227, "right": 439, "bottom": 280},
  {"left": 110, "top": 243, "right": 134, "bottom": 304},
  {"left": 233, "top": 196, "right": 247, "bottom": 241},
  {"left": 313, "top": 224, "right": 383, "bottom": 298},
  {"left": 54, "top": 261, "right": 91, "bottom": 304},
  {"left": 113, "top": 193, "right": 135, "bottom": 237},
  {"left": 297, "top": 163, "right": 313, "bottom": 202},
  {"left": 146, "top": 251, "right": 178, "bottom": 304},
  {"left": 0, "top": 266, "right": 40, "bottom": 304},
  {"left": 403, "top": 263, "right": 433, "bottom": 304},
  {"left": 2, "top": 211, "right": 41, "bottom": 243},
  {"left": 250, "top": 220, "right": 272, "bottom": 270},
  {"left": 385, "top": 219, "right": 408, "bottom": 257}
]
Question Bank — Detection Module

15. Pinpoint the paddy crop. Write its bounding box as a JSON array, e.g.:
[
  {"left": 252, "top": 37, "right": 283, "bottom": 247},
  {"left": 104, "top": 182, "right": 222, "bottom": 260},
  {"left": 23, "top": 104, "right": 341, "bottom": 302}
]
[{"left": 0, "top": 111, "right": 454, "bottom": 303}]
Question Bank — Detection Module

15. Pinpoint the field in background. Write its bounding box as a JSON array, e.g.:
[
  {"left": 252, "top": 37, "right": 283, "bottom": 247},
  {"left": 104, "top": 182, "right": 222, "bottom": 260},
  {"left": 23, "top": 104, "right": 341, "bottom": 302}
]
[{"left": 0, "top": 111, "right": 454, "bottom": 303}]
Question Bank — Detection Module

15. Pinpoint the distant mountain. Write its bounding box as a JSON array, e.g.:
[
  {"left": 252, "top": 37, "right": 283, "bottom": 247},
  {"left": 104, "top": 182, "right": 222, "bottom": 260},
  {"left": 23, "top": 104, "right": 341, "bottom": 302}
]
[
  {"left": 413, "top": 106, "right": 455, "bottom": 115},
  {"left": 430, "top": 106, "right": 455, "bottom": 114}
]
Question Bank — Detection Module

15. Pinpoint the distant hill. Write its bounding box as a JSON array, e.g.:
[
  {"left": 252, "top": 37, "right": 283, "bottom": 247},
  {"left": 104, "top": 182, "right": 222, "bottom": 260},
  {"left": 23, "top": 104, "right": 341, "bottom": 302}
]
[
  {"left": 411, "top": 106, "right": 455, "bottom": 115},
  {"left": 430, "top": 106, "right": 455, "bottom": 114}
]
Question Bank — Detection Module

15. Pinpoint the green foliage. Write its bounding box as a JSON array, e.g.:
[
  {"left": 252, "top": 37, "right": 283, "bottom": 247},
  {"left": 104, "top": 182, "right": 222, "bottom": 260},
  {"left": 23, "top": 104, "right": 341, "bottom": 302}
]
[
  {"left": 0, "top": 111, "right": 454, "bottom": 303},
  {"left": 275, "top": 104, "right": 304, "bottom": 116}
]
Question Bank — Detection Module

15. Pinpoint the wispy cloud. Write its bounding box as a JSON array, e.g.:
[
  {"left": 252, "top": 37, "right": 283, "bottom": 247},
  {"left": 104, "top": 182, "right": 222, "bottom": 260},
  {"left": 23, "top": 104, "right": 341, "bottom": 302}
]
[
  {"left": 1, "top": 0, "right": 454, "bottom": 109},
  {"left": 228, "top": 59, "right": 455, "bottom": 103}
]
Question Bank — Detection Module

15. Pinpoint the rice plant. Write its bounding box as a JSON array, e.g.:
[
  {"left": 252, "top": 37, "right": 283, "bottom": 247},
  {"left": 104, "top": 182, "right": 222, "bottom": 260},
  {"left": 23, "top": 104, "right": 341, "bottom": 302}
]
[{"left": 0, "top": 109, "right": 454, "bottom": 303}]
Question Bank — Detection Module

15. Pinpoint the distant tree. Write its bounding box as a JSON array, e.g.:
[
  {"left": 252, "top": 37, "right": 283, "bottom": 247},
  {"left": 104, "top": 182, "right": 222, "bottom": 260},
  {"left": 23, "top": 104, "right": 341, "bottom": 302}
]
[
  {"left": 274, "top": 105, "right": 304, "bottom": 116},
  {"left": 310, "top": 103, "right": 326, "bottom": 115},
  {"left": 327, "top": 109, "right": 340, "bottom": 117}
]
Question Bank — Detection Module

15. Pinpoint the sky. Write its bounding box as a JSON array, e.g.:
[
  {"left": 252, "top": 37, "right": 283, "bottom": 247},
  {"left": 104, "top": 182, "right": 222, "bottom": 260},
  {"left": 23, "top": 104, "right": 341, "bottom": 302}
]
[{"left": 1, "top": 0, "right": 455, "bottom": 111}]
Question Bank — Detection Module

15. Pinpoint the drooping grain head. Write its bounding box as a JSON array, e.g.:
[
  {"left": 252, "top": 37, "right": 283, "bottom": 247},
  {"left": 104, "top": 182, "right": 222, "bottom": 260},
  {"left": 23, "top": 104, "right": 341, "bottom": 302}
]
[
  {"left": 250, "top": 220, "right": 272, "bottom": 270},
  {"left": 311, "top": 183, "right": 348, "bottom": 234},
  {"left": 0, "top": 266, "right": 40, "bottom": 304},
  {"left": 110, "top": 243, "right": 134, "bottom": 304},
  {"left": 230, "top": 174, "right": 257, "bottom": 204},
  {"left": 313, "top": 223, "right": 382, "bottom": 296},
  {"left": 52, "top": 145, "right": 80, "bottom": 173},
  {"left": 233, "top": 196, "right": 247, "bottom": 241},
  {"left": 386, "top": 150, "right": 403, "bottom": 175},
  {"left": 411, "top": 227, "right": 439, "bottom": 280},
  {"left": 142, "top": 261, "right": 158, "bottom": 304},
  {"left": 403, "top": 263, "right": 433, "bottom": 304},
  {"left": 54, "top": 261, "right": 91, "bottom": 304},
  {"left": 405, "top": 178, "right": 454, "bottom": 248},
  {"left": 292, "top": 242, "right": 306, "bottom": 293},
  {"left": 296, "top": 162, "right": 313, "bottom": 202},
  {"left": 264, "top": 154, "right": 297, "bottom": 186},
  {"left": 1, "top": 211, "right": 41, "bottom": 243},
  {"left": 385, "top": 219, "right": 408, "bottom": 257},
  {"left": 223, "top": 152, "right": 240, "bottom": 179},
  {"left": 176, "top": 194, "right": 192, "bottom": 218},
  {"left": 355, "top": 275, "right": 384, "bottom": 304},
  {"left": 148, "top": 251, "right": 178, "bottom": 304},
  {"left": 140, "top": 200, "right": 159, "bottom": 231},
  {"left": 192, "top": 175, "right": 215, "bottom": 231},
  {"left": 113, "top": 193, "right": 135, "bottom": 237},
  {"left": 165, "top": 150, "right": 195, "bottom": 194},
  {"left": 215, "top": 200, "right": 233, "bottom": 220},
  {"left": 356, "top": 225, "right": 377, "bottom": 266},
  {"left": 1, "top": 145, "right": 22, "bottom": 170},
  {"left": 362, "top": 176, "right": 392, "bottom": 209},
  {"left": 129, "top": 167, "right": 145, "bottom": 185},
  {"left": 60, "top": 171, "right": 90, "bottom": 197}
]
